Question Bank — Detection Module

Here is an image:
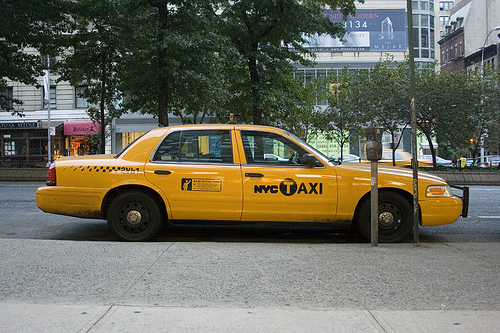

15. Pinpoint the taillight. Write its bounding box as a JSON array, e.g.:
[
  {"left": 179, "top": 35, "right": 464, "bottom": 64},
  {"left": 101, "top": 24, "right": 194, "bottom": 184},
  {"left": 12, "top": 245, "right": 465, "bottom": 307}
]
[{"left": 47, "top": 162, "right": 56, "bottom": 186}]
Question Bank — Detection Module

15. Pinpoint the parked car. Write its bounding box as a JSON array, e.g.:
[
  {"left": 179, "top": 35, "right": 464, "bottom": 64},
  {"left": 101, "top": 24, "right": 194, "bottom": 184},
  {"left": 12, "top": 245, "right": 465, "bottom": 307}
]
[
  {"left": 329, "top": 153, "right": 360, "bottom": 163},
  {"left": 418, "top": 155, "right": 453, "bottom": 167},
  {"left": 466, "top": 155, "right": 500, "bottom": 167},
  {"left": 36, "top": 123, "right": 467, "bottom": 243}
]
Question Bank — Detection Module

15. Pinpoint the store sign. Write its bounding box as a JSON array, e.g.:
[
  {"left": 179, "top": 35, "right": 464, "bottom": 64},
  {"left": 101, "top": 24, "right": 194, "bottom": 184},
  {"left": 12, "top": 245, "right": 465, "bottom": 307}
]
[
  {"left": 302, "top": 9, "right": 407, "bottom": 52},
  {"left": 64, "top": 121, "right": 100, "bottom": 135},
  {"left": 0, "top": 122, "right": 38, "bottom": 129}
]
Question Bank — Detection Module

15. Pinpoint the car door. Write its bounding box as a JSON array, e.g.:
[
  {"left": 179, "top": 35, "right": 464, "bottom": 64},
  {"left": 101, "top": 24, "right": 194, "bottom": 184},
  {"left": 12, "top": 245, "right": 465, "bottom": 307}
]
[
  {"left": 145, "top": 129, "right": 243, "bottom": 221},
  {"left": 238, "top": 130, "right": 337, "bottom": 223}
]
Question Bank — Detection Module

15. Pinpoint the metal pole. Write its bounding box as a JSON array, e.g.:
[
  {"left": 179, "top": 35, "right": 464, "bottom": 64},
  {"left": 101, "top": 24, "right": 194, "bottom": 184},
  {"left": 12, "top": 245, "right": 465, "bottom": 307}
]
[
  {"left": 371, "top": 160, "right": 378, "bottom": 246},
  {"left": 45, "top": 56, "right": 52, "bottom": 167},
  {"left": 407, "top": 0, "right": 419, "bottom": 245}
]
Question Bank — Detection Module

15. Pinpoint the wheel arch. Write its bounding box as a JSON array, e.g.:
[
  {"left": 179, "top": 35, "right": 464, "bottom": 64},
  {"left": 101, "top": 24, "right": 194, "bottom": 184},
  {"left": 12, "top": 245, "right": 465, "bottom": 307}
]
[
  {"left": 353, "top": 187, "right": 413, "bottom": 223},
  {"left": 101, "top": 185, "right": 168, "bottom": 220}
]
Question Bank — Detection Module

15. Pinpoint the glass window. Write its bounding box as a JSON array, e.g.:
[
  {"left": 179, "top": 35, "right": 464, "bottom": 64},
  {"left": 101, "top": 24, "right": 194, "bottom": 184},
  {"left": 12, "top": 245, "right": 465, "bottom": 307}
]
[
  {"left": 421, "top": 15, "right": 429, "bottom": 27},
  {"left": 75, "top": 86, "right": 88, "bottom": 108},
  {"left": 3, "top": 139, "right": 26, "bottom": 156},
  {"left": 413, "top": 28, "right": 420, "bottom": 47},
  {"left": 421, "top": 28, "right": 429, "bottom": 47},
  {"left": 154, "top": 130, "right": 233, "bottom": 164},
  {"left": 421, "top": 1, "right": 428, "bottom": 10},
  {"left": 29, "top": 138, "right": 48, "bottom": 155},
  {"left": 440, "top": 1, "right": 454, "bottom": 11},
  {"left": 305, "top": 69, "right": 315, "bottom": 84},
  {"left": 153, "top": 131, "right": 181, "bottom": 161},
  {"left": 0, "top": 87, "right": 14, "bottom": 110},
  {"left": 413, "top": 15, "right": 419, "bottom": 27},
  {"left": 240, "top": 130, "right": 309, "bottom": 166}
]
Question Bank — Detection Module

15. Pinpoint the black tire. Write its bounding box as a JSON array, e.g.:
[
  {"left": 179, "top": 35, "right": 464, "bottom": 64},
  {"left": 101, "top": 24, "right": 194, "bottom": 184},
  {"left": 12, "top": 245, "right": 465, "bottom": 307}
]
[
  {"left": 107, "top": 191, "right": 164, "bottom": 241},
  {"left": 355, "top": 192, "right": 413, "bottom": 243}
]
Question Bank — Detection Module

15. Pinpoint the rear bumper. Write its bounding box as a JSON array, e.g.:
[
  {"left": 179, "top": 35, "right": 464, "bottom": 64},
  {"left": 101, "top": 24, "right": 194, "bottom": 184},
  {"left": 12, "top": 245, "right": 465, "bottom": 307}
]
[{"left": 36, "top": 186, "right": 105, "bottom": 219}]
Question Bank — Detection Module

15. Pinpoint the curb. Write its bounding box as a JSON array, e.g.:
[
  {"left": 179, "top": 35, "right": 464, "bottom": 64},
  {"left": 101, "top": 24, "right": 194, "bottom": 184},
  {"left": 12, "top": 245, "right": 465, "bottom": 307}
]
[{"left": 0, "top": 168, "right": 47, "bottom": 181}]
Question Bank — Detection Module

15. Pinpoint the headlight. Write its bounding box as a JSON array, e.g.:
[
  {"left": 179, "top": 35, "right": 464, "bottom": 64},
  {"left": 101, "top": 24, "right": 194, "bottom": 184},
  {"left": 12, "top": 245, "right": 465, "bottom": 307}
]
[{"left": 426, "top": 185, "right": 453, "bottom": 197}]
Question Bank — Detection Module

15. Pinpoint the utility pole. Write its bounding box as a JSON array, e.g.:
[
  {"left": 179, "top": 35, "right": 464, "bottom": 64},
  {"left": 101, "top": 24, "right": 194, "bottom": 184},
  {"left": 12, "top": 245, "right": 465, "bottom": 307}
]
[{"left": 407, "top": 0, "right": 420, "bottom": 245}]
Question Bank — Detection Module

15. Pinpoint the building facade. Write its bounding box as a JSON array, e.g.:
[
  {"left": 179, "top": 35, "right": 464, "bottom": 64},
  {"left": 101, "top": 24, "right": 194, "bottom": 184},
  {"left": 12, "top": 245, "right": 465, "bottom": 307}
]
[
  {"left": 299, "top": 0, "right": 438, "bottom": 157},
  {"left": 438, "top": 0, "right": 500, "bottom": 72}
]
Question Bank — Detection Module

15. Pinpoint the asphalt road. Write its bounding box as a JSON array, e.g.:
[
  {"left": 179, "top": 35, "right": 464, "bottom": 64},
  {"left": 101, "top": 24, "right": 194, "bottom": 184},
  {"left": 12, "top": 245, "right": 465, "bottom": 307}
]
[
  {"left": 0, "top": 182, "right": 499, "bottom": 332},
  {"left": 0, "top": 182, "right": 498, "bottom": 243}
]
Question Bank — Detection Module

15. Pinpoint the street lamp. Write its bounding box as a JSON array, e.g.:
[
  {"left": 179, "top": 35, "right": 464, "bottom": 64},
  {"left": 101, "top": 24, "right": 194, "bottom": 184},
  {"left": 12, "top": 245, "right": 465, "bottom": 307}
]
[
  {"left": 480, "top": 25, "right": 500, "bottom": 78},
  {"left": 479, "top": 26, "right": 500, "bottom": 166}
]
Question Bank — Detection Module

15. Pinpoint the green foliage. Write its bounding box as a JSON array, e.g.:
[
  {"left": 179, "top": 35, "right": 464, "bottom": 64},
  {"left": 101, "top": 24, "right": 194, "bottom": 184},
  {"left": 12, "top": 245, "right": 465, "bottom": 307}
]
[
  {"left": 314, "top": 68, "right": 366, "bottom": 155},
  {"left": 217, "top": 0, "right": 362, "bottom": 125},
  {"left": 0, "top": 0, "right": 70, "bottom": 113}
]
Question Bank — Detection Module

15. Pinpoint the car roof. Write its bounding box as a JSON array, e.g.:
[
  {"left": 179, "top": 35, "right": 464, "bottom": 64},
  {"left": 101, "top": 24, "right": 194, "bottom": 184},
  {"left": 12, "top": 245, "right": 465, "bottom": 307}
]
[{"left": 149, "top": 123, "right": 286, "bottom": 133}]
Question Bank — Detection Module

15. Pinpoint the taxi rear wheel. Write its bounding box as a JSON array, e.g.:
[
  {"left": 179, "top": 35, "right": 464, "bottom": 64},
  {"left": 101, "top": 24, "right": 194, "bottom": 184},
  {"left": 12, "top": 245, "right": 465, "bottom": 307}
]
[
  {"left": 355, "top": 192, "right": 413, "bottom": 243},
  {"left": 107, "top": 191, "right": 163, "bottom": 241}
]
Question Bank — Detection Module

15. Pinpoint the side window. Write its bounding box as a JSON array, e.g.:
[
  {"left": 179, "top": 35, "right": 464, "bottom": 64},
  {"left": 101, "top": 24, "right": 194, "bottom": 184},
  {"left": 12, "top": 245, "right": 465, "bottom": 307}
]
[
  {"left": 240, "top": 130, "right": 308, "bottom": 166},
  {"left": 153, "top": 131, "right": 181, "bottom": 161},
  {"left": 153, "top": 130, "right": 233, "bottom": 163}
]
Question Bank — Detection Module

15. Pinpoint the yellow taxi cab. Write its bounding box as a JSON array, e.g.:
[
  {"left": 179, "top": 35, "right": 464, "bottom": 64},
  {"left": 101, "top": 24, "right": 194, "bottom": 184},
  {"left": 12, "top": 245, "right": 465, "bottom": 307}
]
[{"left": 36, "top": 123, "right": 468, "bottom": 242}]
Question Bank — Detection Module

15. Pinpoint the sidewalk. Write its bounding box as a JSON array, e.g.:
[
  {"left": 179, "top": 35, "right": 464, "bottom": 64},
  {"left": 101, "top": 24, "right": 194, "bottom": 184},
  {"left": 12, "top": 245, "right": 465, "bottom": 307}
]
[
  {"left": 1, "top": 237, "right": 499, "bottom": 333},
  {"left": 1, "top": 303, "right": 499, "bottom": 333}
]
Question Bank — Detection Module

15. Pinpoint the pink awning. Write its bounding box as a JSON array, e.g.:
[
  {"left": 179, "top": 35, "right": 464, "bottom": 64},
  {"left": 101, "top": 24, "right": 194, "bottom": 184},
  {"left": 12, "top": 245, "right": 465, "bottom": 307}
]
[{"left": 64, "top": 121, "right": 100, "bottom": 135}]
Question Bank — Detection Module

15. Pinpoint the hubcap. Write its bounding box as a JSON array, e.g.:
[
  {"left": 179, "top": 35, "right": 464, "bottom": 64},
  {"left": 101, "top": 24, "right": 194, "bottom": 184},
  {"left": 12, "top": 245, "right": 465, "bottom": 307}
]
[
  {"left": 126, "top": 210, "right": 142, "bottom": 226},
  {"left": 379, "top": 211, "right": 395, "bottom": 228}
]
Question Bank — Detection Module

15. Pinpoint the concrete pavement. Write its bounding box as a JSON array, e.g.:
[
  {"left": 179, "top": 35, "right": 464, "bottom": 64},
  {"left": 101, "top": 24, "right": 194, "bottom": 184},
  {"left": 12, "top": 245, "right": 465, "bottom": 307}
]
[
  {"left": 1, "top": 237, "right": 499, "bottom": 332},
  {"left": 1, "top": 303, "right": 499, "bottom": 333}
]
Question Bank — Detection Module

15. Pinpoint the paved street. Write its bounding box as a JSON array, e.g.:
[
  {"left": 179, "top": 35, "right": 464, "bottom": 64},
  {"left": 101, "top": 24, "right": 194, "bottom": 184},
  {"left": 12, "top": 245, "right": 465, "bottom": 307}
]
[{"left": 0, "top": 182, "right": 499, "bottom": 332}]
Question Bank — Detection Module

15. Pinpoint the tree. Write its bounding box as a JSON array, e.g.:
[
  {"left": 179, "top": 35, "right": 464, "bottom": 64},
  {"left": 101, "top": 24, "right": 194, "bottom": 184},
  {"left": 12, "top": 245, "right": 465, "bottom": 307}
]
[
  {"left": 274, "top": 75, "right": 329, "bottom": 140},
  {"left": 213, "top": 0, "right": 362, "bottom": 125},
  {"left": 353, "top": 57, "right": 410, "bottom": 166},
  {"left": 0, "top": 0, "right": 70, "bottom": 113},
  {"left": 316, "top": 68, "right": 366, "bottom": 159},
  {"left": 55, "top": 0, "right": 126, "bottom": 154},
  {"left": 416, "top": 67, "right": 480, "bottom": 169},
  {"left": 119, "top": 0, "right": 228, "bottom": 126}
]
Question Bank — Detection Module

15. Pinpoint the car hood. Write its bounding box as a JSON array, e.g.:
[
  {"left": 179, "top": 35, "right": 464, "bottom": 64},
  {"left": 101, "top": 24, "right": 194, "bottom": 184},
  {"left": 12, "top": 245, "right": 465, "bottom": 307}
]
[{"left": 336, "top": 162, "right": 448, "bottom": 186}]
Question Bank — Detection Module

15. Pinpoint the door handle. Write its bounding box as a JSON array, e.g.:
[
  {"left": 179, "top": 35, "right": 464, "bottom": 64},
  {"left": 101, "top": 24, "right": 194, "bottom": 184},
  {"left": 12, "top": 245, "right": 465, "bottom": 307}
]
[
  {"left": 154, "top": 170, "right": 171, "bottom": 175},
  {"left": 245, "top": 172, "right": 263, "bottom": 178}
]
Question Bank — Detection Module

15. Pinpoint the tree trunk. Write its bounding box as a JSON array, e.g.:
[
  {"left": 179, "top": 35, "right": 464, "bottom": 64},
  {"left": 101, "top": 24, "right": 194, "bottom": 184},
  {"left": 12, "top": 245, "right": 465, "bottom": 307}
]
[
  {"left": 248, "top": 51, "right": 262, "bottom": 125},
  {"left": 99, "top": 53, "right": 107, "bottom": 154},
  {"left": 155, "top": 2, "right": 169, "bottom": 127}
]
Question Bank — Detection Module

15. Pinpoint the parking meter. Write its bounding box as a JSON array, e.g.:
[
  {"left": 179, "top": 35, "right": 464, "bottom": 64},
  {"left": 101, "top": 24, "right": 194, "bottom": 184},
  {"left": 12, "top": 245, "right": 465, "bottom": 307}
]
[{"left": 365, "top": 126, "right": 383, "bottom": 161}]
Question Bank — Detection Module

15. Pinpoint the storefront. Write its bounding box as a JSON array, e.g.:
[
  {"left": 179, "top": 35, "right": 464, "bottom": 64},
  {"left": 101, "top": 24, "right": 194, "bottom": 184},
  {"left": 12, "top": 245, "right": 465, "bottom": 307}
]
[
  {"left": 63, "top": 120, "right": 100, "bottom": 156},
  {"left": 0, "top": 121, "right": 64, "bottom": 166}
]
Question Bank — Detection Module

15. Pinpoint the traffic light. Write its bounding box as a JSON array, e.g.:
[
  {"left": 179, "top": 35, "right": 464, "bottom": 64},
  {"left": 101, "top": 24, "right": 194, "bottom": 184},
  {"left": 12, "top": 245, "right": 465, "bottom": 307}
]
[{"left": 469, "top": 138, "right": 474, "bottom": 144}]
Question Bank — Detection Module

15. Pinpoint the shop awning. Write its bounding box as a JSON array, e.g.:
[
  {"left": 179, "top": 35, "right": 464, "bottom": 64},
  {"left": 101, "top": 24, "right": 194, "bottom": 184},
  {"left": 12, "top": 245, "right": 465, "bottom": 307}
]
[{"left": 64, "top": 120, "right": 100, "bottom": 135}]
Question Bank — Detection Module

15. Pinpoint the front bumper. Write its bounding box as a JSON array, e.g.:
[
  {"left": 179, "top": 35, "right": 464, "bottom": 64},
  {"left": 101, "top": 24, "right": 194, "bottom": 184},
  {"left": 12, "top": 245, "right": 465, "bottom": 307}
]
[{"left": 451, "top": 185, "right": 469, "bottom": 217}]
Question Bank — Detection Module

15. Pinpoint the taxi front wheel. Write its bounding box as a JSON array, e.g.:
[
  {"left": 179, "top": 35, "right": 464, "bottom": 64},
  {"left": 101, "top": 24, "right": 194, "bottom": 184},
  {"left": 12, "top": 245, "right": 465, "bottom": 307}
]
[
  {"left": 355, "top": 192, "right": 413, "bottom": 243},
  {"left": 107, "top": 191, "right": 163, "bottom": 241}
]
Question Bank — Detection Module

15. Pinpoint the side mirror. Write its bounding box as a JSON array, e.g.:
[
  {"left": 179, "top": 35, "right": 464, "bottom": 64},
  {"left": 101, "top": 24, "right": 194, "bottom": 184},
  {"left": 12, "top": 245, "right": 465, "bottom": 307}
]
[{"left": 301, "top": 154, "right": 320, "bottom": 167}]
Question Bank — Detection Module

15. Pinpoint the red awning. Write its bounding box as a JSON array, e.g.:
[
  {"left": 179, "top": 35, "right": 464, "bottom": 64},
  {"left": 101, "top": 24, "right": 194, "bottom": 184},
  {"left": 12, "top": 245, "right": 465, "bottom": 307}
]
[{"left": 64, "top": 120, "right": 100, "bottom": 135}]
